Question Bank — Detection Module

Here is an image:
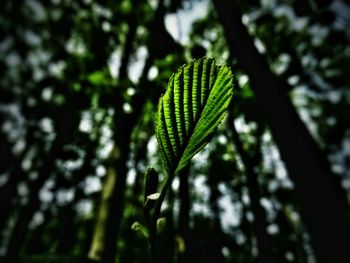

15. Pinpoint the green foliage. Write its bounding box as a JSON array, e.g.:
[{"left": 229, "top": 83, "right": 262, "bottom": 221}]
[
  {"left": 2, "top": 0, "right": 349, "bottom": 261},
  {"left": 131, "top": 221, "right": 149, "bottom": 239},
  {"left": 156, "top": 57, "right": 234, "bottom": 175}
]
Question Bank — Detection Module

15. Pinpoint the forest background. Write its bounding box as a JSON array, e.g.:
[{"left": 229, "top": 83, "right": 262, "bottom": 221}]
[{"left": 1, "top": 0, "right": 350, "bottom": 262}]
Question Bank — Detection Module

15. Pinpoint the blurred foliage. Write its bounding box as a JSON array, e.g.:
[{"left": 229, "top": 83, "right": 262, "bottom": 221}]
[{"left": 0, "top": 0, "right": 349, "bottom": 262}]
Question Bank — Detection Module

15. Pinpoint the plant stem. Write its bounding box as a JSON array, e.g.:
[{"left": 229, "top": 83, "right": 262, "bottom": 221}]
[
  {"left": 148, "top": 174, "right": 173, "bottom": 263},
  {"left": 153, "top": 175, "right": 172, "bottom": 222},
  {"left": 149, "top": 232, "right": 157, "bottom": 263}
]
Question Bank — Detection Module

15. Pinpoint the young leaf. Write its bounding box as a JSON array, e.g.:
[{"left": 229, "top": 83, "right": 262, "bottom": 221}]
[
  {"left": 131, "top": 221, "right": 149, "bottom": 238},
  {"left": 156, "top": 57, "right": 234, "bottom": 175},
  {"left": 147, "top": 193, "right": 161, "bottom": 200}
]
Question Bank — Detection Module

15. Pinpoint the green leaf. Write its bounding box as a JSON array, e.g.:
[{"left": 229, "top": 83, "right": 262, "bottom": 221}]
[
  {"left": 131, "top": 221, "right": 149, "bottom": 238},
  {"left": 88, "top": 71, "right": 105, "bottom": 85},
  {"left": 156, "top": 217, "right": 166, "bottom": 233},
  {"left": 156, "top": 57, "right": 234, "bottom": 175}
]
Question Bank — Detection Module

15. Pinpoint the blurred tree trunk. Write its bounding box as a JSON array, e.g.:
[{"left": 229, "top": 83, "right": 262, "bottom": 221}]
[
  {"left": 0, "top": 127, "right": 36, "bottom": 236},
  {"left": 214, "top": 0, "right": 350, "bottom": 261},
  {"left": 100, "top": 61, "right": 136, "bottom": 263},
  {"left": 207, "top": 175, "right": 226, "bottom": 262},
  {"left": 228, "top": 113, "right": 278, "bottom": 263},
  {"left": 56, "top": 186, "right": 88, "bottom": 254},
  {"left": 178, "top": 167, "right": 190, "bottom": 263},
  {"left": 6, "top": 192, "right": 41, "bottom": 259},
  {"left": 56, "top": 205, "right": 76, "bottom": 253},
  {"left": 5, "top": 136, "right": 65, "bottom": 259},
  {"left": 0, "top": 172, "right": 18, "bottom": 237},
  {"left": 88, "top": 142, "right": 131, "bottom": 263},
  {"left": 0, "top": 130, "right": 12, "bottom": 233},
  {"left": 88, "top": 1, "right": 183, "bottom": 261},
  {"left": 132, "top": 137, "right": 149, "bottom": 201},
  {"left": 159, "top": 186, "right": 176, "bottom": 263},
  {"left": 87, "top": 7, "right": 139, "bottom": 261},
  {"left": 26, "top": 209, "right": 52, "bottom": 254}
]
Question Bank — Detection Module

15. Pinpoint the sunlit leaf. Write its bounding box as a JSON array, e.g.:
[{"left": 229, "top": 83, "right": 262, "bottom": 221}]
[
  {"left": 156, "top": 57, "right": 234, "bottom": 175},
  {"left": 147, "top": 193, "right": 160, "bottom": 200}
]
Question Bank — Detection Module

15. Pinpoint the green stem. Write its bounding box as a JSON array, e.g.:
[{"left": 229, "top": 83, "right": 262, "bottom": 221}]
[
  {"left": 149, "top": 232, "right": 157, "bottom": 263},
  {"left": 148, "top": 174, "right": 173, "bottom": 263},
  {"left": 153, "top": 176, "right": 172, "bottom": 222}
]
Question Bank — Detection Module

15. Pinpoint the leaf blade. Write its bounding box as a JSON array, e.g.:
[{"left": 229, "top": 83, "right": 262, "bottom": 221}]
[{"left": 156, "top": 57, "right": 234, "bottom": 175}]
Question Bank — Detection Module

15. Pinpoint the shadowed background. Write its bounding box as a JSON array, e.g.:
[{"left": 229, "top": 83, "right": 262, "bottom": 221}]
[{"left": 1, "top": 0, "right": 350, "bottom": 262}]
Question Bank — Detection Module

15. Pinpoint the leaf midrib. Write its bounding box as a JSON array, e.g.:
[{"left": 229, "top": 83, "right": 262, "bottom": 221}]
[{"left": 171, "top": 60, "right": 216, "bottom": 174}]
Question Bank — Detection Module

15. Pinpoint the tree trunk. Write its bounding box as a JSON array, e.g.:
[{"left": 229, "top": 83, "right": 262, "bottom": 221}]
[
  {"left": 88, "top": 10, "right": 139, "bottom": 261},
  {"left": 5, "top": 138, "right": 63, "bottom": 259},
  {"left": 88, "top": 1, "right": 183, "bottom": 261},
  {"left": 228, "top": 114, "right": 278, "bottom": 263},
  {"left": 207, "top": 177, "right": 226, "bottom": 262},
  {"left": 0, "top": 127, "right": 36, "bottom": 235},
  {"left": 213, "top": 0, "right": 350, "bottom": 261},
  {"left": 88, "top": 116, "right": 132, "bottom": 263},
  {"left": 178, "top": 167, "right": 190, "bottom": 263},
  {"left": 100, "top": 144, "right": 130, "bottom": 263}
]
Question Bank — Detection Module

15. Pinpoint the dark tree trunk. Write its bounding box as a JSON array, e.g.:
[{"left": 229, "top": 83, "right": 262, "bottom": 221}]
[
  {"left": 88, "top": 10, "right": 139, "bottom": 262},
  {"left": 158, "top": 187, "right": 176, "bottom": 263},
  {"left": 178, "top": 167, "right": 190, "bottom": 263},
  {"left": 207, "top": 179, "right": 226, "bottom": 263},
  {"left": 228, "top": 114, "right": 279, "bottom": 263},
  {"left": 0, "top": 183, "right": 15, "bottom": 237},
  {"left": 0, "top": 59, "right": 14, "bottom": 238},
  {"left": 56, "top": 205, "right": 78, "bottom": 253},
  {"left": 87, "top": 90, "right": 133, "bottom": 263},
  {"left": 88, "top": 1, "right": 183, "bottom": 261},
  {"left": 0, "top": 127, "right": 36, "bottom": 235},
  {"left": 26, "top": 209, "right": 52, "bottom": 254},
  {"left": 118, "top": 17, "right": 137, "bottom": 81},
  {"left": 100, "top": 141, "right": 130, "bottom": 263},
  {"left": 98, "top": 37, "right": 155, "bottom": 263},
  {"left": 213, "top": 0, "right": 350, "bottom": 261},
  {"left": 5, "top": 139, "right": 63, "bottom": 259},
  {"left": 5, "top": 191, "right": 41, "bottom": 259},
  {"left": 204, "top": 145, "right": 231, "bottom": 263}
]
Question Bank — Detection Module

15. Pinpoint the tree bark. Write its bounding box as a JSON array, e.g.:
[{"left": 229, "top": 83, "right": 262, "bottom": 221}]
[{"left": 213, "top": 0, "right": 350, "bottom": 261}]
